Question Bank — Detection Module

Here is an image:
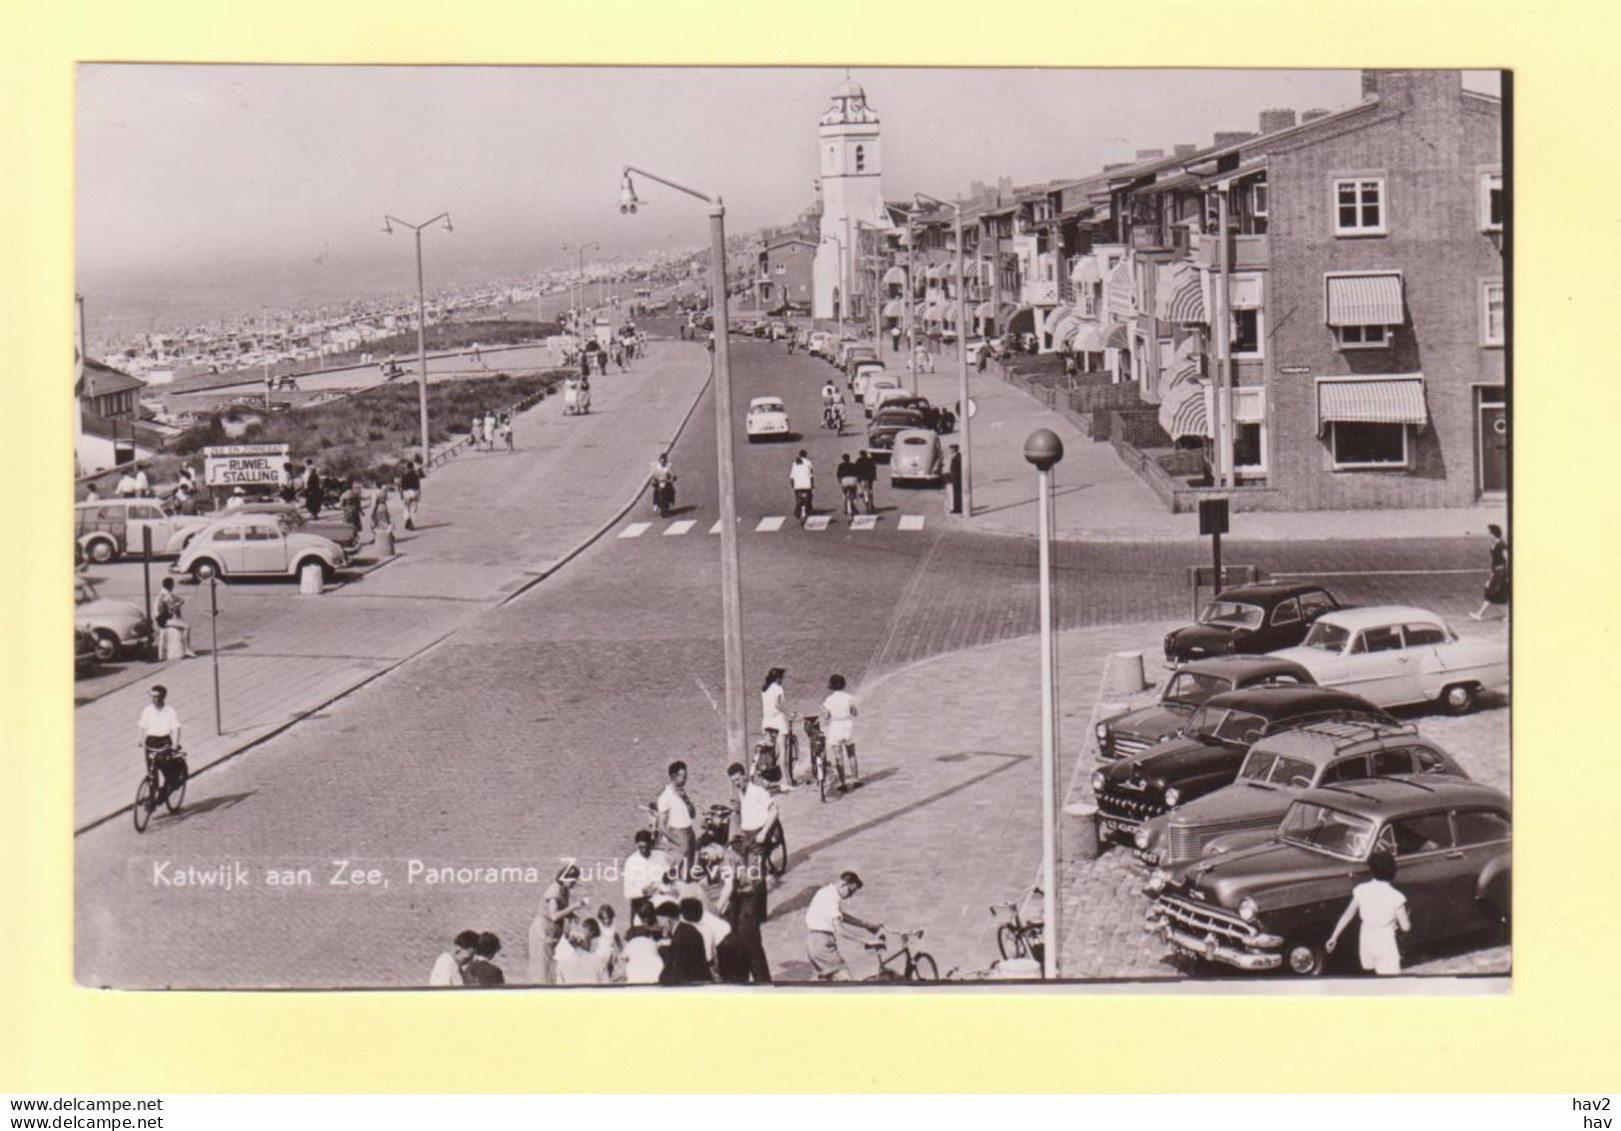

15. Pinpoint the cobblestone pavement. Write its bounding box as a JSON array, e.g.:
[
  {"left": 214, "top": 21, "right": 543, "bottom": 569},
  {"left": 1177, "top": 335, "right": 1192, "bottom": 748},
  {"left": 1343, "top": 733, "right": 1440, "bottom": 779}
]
[{"left": 75, "top": 331, "right": 1513, "bottom": 988}]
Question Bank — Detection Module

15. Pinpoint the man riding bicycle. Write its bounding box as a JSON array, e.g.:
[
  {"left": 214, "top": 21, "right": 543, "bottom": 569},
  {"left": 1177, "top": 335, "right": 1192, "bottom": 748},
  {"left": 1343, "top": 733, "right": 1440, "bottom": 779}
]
[
  {"left": 836, "top": 454, "right": 861, "bottom": 518},
  {"left": 648, "top": 452, "right": 677, "bottom": 516},
  {"left": 789, "top": 451, "right": 815, "bottom": 524},
  {"left": 137, "top": 684, "right": 183, "bottom": 802},
  {"left": 821, "top": 381, "right": 845, "bottom": 431},
  {"left": 853, "top": 451, "right": 878, "bottom": 515}
]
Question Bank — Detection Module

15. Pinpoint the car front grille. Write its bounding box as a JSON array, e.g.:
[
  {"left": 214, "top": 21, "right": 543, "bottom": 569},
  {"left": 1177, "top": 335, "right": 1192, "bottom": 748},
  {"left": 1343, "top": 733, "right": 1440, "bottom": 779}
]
[
  {"left": 1110, "top": 735, "right": 1154, "bottom": 759},
  {"left": 1098, "top": 786, "right": 1166, "bottom": 822},
  {"left": 1155, "top": 894, "right": 1257, "bottom": 946}
]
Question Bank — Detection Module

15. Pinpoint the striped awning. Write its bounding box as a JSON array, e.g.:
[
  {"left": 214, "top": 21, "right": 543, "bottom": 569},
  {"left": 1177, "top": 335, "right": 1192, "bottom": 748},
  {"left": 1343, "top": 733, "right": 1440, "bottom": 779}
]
[
  {"left": 1106, "top": 257, "right": 1136, "bottom": 317},
  {"left": 1317, "top": 377, "right": 1428, "bottom": 432},
  {"left": 883, "top": 299, "right": 906, "bottom": 317},
  {"left": 1104, "top": 322, "right": 1131, "bottom": 350},
  {"left": 942, "top": 305, "right": 959, "bottom": 327},
  {"left": 1070, "top": 256, "right": 1103, "bottom": 286},
  {"left": 914, "top": 301, "right": 929, "bottom": 318},
  {"left": 1048, "top": 303, "right": 1075, "bottom": 326},
  {"left": 883, "top": 266, "right": 908, "bottom": 286},
  {"left": 1174, "top": 334, "right": 1203, "bottom": 362},
  {"left": 1164, "top": 360, "right": 1202, "bottom": 392},
  {"left": 1325, "top": 273, "right": 1404, "bottom": 327},
  {"left": 1159, "top": 378, "right": 1212, "bottom": 441},
  {"left": 1070, "top": 321, "right": 1108, "bottom": 353},
  {"left": 1158, "top": 265, "right": 1207, "bottom": 324},
  {"left": 1051, "top": 310, "right": 1085, "bottom": 349}
]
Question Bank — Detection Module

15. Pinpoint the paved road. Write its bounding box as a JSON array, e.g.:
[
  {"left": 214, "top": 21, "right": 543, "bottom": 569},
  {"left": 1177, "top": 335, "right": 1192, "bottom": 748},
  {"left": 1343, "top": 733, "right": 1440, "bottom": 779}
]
[{"left": 74, "top": 330, "right": 1504, "bottom": 988}]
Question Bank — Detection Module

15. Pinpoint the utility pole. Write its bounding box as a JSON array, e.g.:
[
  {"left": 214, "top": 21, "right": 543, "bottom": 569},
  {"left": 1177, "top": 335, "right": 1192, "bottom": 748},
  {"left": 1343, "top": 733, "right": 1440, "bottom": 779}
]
[{"left": 383, "top": 212, "right": 453, "bottom": 467}]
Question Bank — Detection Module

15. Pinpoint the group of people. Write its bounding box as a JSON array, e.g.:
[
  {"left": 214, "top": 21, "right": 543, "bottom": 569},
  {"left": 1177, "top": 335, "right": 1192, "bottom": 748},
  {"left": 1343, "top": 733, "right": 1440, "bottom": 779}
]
[
  {"left": 467, "top": 412, "right": 515, "bottom": 453},
  {"left": 428, "top": 930, "right": 509, "bottom": 986},
  {"left": 273, "top": 455, "right": 425, "bottom": 532}
]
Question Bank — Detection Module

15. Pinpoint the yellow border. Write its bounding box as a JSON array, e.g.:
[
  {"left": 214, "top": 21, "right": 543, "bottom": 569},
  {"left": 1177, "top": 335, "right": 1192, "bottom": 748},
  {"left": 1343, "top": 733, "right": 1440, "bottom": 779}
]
[{"left": 3, "top": 0, "right": 1615, "bottom": 1094}]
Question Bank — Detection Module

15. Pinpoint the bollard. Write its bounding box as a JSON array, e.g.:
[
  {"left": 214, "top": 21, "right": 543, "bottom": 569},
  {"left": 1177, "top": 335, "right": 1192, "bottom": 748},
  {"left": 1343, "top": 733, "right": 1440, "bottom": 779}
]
[
  {"left": 1064, "top": 801, "right": 1102, "bottom": 861},
  {"left": 374, "top": 528, "right": 395, "bottom": 558},
  {"left": 1101, "top": 650, "right": 1148, "bottom": 698},
  {"left": 299, "top": 562, "right": 324, "bottom": 595}
]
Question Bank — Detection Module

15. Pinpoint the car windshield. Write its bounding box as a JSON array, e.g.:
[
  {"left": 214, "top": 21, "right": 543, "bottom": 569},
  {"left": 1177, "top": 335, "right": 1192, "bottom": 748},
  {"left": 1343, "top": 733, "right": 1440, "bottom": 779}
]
[
  {"left": 877, "top": 412, "right": 927, "bottom": 428},
  {"left": 1239, "top": 750, "right": 1318, "bottom": 787},
  {"left": 1163, "top": 671, "right": 1234, "bottom": 706},
  {"left": 1198, "top": 601, "right": 1264, "bottom": 629},
  {"left": 1301, "top": 621, "right": 1353, "bottom": 653},
  {"left": 1278, "top": 801, "right": 1377, "bottom": 859},
  {"left": 749, "top": 403, "right": 783, "bottom": 415},
  {"left": 1184, "top": 706, "right": 1270, "bottom": 746}
]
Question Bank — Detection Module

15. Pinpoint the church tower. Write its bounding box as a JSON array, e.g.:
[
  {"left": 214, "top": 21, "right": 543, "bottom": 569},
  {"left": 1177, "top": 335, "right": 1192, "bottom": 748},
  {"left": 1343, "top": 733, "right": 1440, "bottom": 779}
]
[{"left": 813, "top": 78, "right": 883, "bottom": 321}]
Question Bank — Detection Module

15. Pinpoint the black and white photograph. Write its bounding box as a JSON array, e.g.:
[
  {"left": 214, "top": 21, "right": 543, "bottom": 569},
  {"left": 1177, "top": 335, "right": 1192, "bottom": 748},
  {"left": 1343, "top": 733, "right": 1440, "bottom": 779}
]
[{"left": 72, "top": 64, "right": 1510, "bottom": 990}]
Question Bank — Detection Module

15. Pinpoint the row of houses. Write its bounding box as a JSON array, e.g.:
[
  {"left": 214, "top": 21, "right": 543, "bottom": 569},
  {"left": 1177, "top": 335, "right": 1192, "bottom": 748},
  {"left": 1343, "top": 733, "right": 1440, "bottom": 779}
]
[{"left": 839, "top": 69, "right": 1506, "bottom": 513}]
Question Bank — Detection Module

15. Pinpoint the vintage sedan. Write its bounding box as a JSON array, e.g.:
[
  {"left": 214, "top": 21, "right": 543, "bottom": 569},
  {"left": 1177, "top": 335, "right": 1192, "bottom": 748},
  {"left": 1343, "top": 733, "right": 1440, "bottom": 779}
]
[
  {"left": 864, "top": 408, "right": 931, "bottom": 461},
  {"left": 174, "top": 512, "right": 350, "bottom": 583},
  {"left": 75, "top": 576, "right": 153, "bottom": 662},
  {"left": 1134, "top": 719, "right": 1468, "bottom": 866},
  {"left": 1271, "top": 606, "right": 1509, "bottom": 714},
  {"left": 1092, "top": 685, "right": 1393, "bottom": 845},
  {"left": 861, "top": 375, "right": 902, "bottom": 417},
  {"left": 889, "top": 429, "right": 943, "bottom": 486},
  {"left": 807, "top": 331, "right": 834, "bottom": 358},
  {"left": 1145, "top": 777, "right": 1510, "bottom": 974},
  {"left": 871, "top": 392, "right": 957, "bottom": 435},
  {"left": 1096, "top": 656, "right": 1315, "bottom": 762},
  {"left": 215, "top": 501, "right": 361, "bottom": 554},
  {"left": 1164, "top": 583, "right": 1342, "bottom": 662},
  {"left": 744, "top": 396, "right": 791, "bottom": 442}
]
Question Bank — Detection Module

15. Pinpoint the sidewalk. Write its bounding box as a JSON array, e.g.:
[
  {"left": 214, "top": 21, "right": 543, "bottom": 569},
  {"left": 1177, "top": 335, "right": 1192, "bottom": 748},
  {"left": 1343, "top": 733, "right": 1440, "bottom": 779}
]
[
  {"left": 74, "top": 342, "right": 713, "bottom": 831},
  {"left": 907, "top": 344, "right": 1506, "bottom": 543}
]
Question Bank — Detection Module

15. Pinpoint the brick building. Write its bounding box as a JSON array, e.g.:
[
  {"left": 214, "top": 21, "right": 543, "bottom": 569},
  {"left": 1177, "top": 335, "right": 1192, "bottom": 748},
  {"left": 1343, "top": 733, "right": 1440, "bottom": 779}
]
[{"left": 758, "top": 235, "right": 817, "bottom": 313}]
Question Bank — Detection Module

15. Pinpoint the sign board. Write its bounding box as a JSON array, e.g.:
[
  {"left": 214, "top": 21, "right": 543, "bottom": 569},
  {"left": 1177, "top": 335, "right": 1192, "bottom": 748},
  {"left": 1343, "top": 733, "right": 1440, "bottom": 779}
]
[
  {"left": 1198, "top": 497, "right": 1230, "bottom": 536},
  {"left": 1278, "top": 365, "right": 1312, "bottom": 375},
  {"left": 204, "top": 444, "right": 290, "bottom": 488}
]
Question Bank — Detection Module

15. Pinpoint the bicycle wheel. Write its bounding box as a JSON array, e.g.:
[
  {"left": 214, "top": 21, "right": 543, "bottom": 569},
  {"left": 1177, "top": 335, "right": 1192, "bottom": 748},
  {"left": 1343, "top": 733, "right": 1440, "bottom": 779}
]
[
  {"left": 765, "top": 824, "right": 788, "bottom": 877},
  {"left": 133, "top": 777, "right": 154, "bottom": 833},
  {"left": 909, "top": 953, "right": 939, "bottom": 982},
  {"left": 997, "top": 923, "right": 1026, "bottom": 960},
  {"left": 784, "top": 733, "right": 799, "bottom": 788},
  {"left": 164, "top": 760, "right": 188, "bottom": 813}
]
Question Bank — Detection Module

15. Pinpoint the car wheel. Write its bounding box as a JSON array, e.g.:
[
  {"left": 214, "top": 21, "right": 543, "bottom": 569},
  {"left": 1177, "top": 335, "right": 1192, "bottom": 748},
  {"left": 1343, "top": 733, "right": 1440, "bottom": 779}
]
[
  {"left": 1285, "top": 942, "right": 1325, "bottom": 976},
  {"left": 1440, "top": 683, "right": 1479, "bottom": 715},
  {"left": 92, "top": 629, "right": 121, "bottom": 663},
  {"left": 87, "top": 537, "right": 118, "bottom": 564},
  {"left": 189, "top": 559, "right": 220, "bottom": 583}
]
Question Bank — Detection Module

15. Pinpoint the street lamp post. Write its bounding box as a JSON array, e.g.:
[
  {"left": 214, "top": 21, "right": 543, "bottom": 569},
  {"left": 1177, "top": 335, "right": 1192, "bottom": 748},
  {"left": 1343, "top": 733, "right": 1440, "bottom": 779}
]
[
  {"left": 904, "top": 209, "right": 917, "bottom": 393},
  {"left": 1024, "top": 427, "right": 1065, "bottom": 980},
  {"left": 563, "top": 241, "right": 600, "bottom": 340},
  {"left": 821, "top": 233, "right": 846, "bottom": 342},
  {"left": 383, "top": 212, "right": 453, "bottom": 467},
  {"left": 915, "top": 192, "right": 974, "bottom": 517},
  {"left": 620, "top": 166, "right": 748, "bottom": 767}
]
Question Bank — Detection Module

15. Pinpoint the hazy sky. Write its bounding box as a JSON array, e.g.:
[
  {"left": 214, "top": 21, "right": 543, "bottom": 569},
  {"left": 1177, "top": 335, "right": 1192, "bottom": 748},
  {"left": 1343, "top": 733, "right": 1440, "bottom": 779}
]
[{"left": 76, "top": 66, "right": 1501, "bottom": 293}]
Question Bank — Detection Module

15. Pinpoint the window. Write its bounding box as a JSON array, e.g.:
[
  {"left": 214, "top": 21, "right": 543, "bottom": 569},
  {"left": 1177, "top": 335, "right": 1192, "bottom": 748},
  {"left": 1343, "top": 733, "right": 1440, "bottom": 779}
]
[
  {"left": 1370, "top": 749, "right": 1415, "bottom": 777},
  {"left": 856, "top": 145, "right": 866, "bottom": 173},
  {"left": 1330, "top": 422, "right": 1409, "bottom": 470},
  {"left": 1402, "top": 623, "right": 1449, "bottom": 646},
  {"left": 1480, "top": 171, "right": 1503, "bottom": 232},
  {"left": 1481, "top": 280, "right": 1505, "bottom": 347},
  {"left": 1300, "top": 590, "right": 1338, "bottom": 617},
  {"left": 1334, "top": 177, "right": 1386, "bottom": 235},
  {"left": 1271, "top": 598, "right": 1302, "bottom": 627},
  {"left": 1383, "top": 812, "right": 1454, "bottom": 857},
  {"left": 1323, "top": 756, "right": 1371, "bottom": 784},
  {"left": 1454, "top": 809, "right": 1511, "bottom": 847},
  {"left": 1228, "top": 274, "right": 1263, "bottom": 358},
  {"left": 1231, "top": 386, "right": 1267, "bottom": 475},
  {"left": 1336, "top": 324, "right": 1389, "bottom": 349},
  {"left": 1354, "top": 626, "right": 1404, "bottom": 654},
  {"left": 1412, "top": 747, "right": 1449, "bottom": 775}
]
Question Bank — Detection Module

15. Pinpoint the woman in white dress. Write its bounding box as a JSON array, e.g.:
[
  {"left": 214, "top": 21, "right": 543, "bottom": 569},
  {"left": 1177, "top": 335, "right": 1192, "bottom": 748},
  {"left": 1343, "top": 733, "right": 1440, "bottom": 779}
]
[
  {"left": 759, "top": 667, "right": 789, "bottom": 777},
  {"left": 1326, "top": 849, "right": 1410, "bottom": 975}
]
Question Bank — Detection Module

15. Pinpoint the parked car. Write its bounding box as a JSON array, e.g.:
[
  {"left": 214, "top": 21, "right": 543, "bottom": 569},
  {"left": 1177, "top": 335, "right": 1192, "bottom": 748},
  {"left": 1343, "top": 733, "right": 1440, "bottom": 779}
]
[
  {"left": 767, "top": 321, "right": 789, "bottom": 340},
  {"left": 842, "top": 344, "right": 881, "bottom": 378},
  {"left": 1096, "top": 656, "right": 1316, "bottom": 762},
  {"left": 807, "top": 331, "right": 834, "bottom": 358},
  {"left": 1270, "top": 606, "right": 1510, "bottom": 714},
  {"left": 850, "top": 361, "right": 887, "bottom": 402},
  {"left": 864, "top": 408, "right": 931, "bottom": 461},
  {"left": 1134, "top": 719, "right": 1468, "bottom": 867},
  {"left": 75, "top": 499, "right": 216, "bottom": 563},
  {"left": 75, "top": 576, "right": 152, "bottom": 662},
  {"left": 75, "top": 625, "right": 100, "bottom": 675},
  {"left": 870, "top": 392, "right": 957, "bottom": 434},
  {"left": 1091, "top": 685, "right": 1394, "bottom": 845},
  {"left": 173, "top": 512, "right": 350, "bottom": 583},
  {"left": 1145, "top": 777, "right": 1510, "bottom": 974},
  {"left": 217, "top": 501, "right": 361, "bottom": 554},
  {"left": 745, "top": 396, "right": 791, "bottom": 442},
  {"left": 1164, "top": 583, "right": 1343, "bottom": 662},
  {"left": 861, "top": 374, "right": 903, "bottom": 416},
  {"left": 889, "top": 429, "right": 943, "bottom": 486}
]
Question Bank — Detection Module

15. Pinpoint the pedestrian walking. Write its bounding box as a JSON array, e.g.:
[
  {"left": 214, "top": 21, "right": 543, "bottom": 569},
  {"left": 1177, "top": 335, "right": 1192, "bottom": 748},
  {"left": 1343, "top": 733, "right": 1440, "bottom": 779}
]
[
  {"left": 915, "top": 343, "right": 935, "bottom": 375},
  {"left": 656, "top": 761, "right": 699, "bottom": 879},
  {"left": 155, "top": 577, "right": 198, "bottom": 660},
  {"left": 759, "top": 668, "right": 790, "bottom": 779},
  {"left": 134, "top": 467, "right": 151, "bottom": 497},
  {"left": 499, "top": 414, "right": 514, "bottom": 452},
  {"left": 596, "top": 348, "right": 608, "bottom": 376},
  {"left": 822, "top": 674, "right": 860, "bottom": 788},
  {"left": 340, "top": 481, "right": 363, "bottom": 533},
  {"left": 976, "top": 345, "right": 989, "bottom": 373},
  {"left": 471, "top": 341, "right": 483, "bottom": 367},
  {"left": 463, "top": 932, "right": 506, "bottom": 986},
  {"left": 890, "top": 325, "right": 902, "bottom": 353},
  {"left": 483, "top": 411, "right": 498, "bottom": 452},
  {"left": 302, "top": 459, "right": 324, "bottom": 518},
  {"left": 399, "top": 459, "right": 422, "bottom": 531},
  {"left": 469, "top": 414, "right": 484, "bottom": 449},
  {"left": 369, "top": 484, "right": 394, "bottom": 535},
  {"left": 1471, "top": 524, "right": 1509, "bottom": 621},
  {"left": 528, "top": 863, "right": 587, "bottom": 985},
  {"left": 1326, "top": 849, "right": 1410, "bottom": 975},
  {"left": 429, "top": 929, "right": 481, "bottom": 986},
  {"left": 945, "top": 444, "right": 963, "bottom": 515},
  {"left": 279, "top": 461, "right": 298, "bottom": 504}
]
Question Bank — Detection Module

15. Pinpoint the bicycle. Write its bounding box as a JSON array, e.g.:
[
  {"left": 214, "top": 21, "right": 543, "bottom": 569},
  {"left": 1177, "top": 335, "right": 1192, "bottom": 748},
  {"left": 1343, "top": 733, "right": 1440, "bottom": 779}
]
[
  {"left": 133, "top": 746, "right": 188, "bottom": 833},
  {"left": 800, "top": 714, "right": 844, "bottom": 803},
  {"left": 824, "top": 724, "right": 859, "bottom": 792},
  {"left": 862, "top": 928, "right": 938, "bottom": 982},
  {"left": 992, "top": 885, "right": 1045, "bottom": 964},
  {"left": 792, "top": 488, "right": 814, "bottom": 525},
  {"left": 857, "top": 480, "right": 875, "bottom": 515},
  {"left": 839, "top": 479, "right": 860, "bottom": 519}
]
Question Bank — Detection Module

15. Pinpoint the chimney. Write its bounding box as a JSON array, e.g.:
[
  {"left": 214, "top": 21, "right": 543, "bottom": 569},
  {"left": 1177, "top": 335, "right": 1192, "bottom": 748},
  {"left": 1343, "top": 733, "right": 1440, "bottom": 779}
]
[
  {"left": 1361, "top": 68, "right": 1463, "bottom": 106},
  {"left": 1173, "top": 144, "right": 1198, "bottom": 158},
  {"left": 1259, "top": 108, "right": 1296, "bottom": 134},
  {"left": 1135, "top": 147, "right": 1165, "bottom": 160},
  {"left": 1213, "top": 130, "right": 1257, "bottom": 148},
  {"left": 1302, "top": 108, "right": 1331, "bottom": 122}
]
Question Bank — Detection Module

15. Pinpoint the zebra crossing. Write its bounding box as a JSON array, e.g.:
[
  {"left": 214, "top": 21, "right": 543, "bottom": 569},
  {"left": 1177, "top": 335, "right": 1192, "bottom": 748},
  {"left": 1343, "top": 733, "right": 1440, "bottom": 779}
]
[{"left": 617, "top": 513, "right": 929, "bottom": 539}]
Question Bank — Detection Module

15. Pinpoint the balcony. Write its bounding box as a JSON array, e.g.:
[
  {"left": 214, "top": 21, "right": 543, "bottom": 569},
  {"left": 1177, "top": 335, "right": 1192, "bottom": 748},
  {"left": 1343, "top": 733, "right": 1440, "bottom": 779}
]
[{"left": 1022, "top": 279, "right": 1059, "bottom": 305}]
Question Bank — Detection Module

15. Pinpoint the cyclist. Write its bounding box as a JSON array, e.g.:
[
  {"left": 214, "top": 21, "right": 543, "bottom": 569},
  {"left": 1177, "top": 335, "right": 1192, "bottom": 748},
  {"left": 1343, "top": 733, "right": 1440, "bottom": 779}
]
[
  {"left": 137, "top": 684, "right": 183, "bottom": 803},
  {"left": 820, "top": 380, "right": 844, "bottom": 431},
  {"left": 648, "top": 452, "right": 677, "bottom": 516},
  {"left": 853, "top": 451, "right": 878, "bottom": 515},
  {"left": 805, "top": 871, "right": 882, "bottom": 981},
  {"left": 789, "top": 451, "right": 815, "bottom": 525},
  {"left": 836, "top": 454, "right": 861, "bottom": 519},
  {"left": 821, "top": 674, "right": 859, "bottom": 788}
]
